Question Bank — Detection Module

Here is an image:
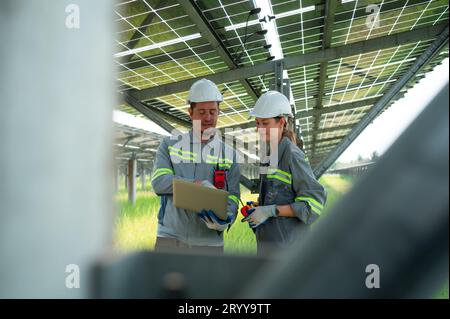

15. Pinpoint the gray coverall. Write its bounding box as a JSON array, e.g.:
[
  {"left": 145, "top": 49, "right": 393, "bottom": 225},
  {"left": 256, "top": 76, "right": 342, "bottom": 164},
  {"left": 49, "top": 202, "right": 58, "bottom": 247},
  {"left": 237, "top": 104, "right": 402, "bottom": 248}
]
[
  {"left": 255, "top": 136, "right": 327, "bottom": 256},
  {"left": 151, "top": 130, "right": 241, "bottom": 249}
]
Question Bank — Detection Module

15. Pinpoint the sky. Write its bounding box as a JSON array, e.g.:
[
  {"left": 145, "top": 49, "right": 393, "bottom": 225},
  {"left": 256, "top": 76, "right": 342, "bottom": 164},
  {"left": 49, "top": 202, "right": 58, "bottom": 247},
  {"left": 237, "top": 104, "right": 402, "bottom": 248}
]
[{"left": 113, "top": 58, "right": 449, "bottom": 163}]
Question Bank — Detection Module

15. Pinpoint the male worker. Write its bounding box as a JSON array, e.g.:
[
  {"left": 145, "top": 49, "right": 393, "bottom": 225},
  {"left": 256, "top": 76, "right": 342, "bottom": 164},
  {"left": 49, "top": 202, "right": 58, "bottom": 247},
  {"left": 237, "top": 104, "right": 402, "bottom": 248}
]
[{"left": 151, "top": 78, "right": 241, "bottom": 253}]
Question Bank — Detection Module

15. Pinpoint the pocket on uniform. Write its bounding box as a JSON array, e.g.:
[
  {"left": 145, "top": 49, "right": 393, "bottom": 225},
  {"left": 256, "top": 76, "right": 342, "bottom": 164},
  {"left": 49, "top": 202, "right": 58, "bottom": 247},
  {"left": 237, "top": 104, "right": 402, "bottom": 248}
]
[
  {"left": 264, "top": 181, "right": 278, "bottom": 204},
  {"left": 278, "top": 183, "right": 295, "bottom": 202}
]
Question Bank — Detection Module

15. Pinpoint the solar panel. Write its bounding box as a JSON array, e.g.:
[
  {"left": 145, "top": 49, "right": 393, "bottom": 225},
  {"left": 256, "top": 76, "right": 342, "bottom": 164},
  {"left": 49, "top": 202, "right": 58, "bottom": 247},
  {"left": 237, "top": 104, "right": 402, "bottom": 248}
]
[{"left": 114, "top": 0, "right": 448, "bottom": 167}]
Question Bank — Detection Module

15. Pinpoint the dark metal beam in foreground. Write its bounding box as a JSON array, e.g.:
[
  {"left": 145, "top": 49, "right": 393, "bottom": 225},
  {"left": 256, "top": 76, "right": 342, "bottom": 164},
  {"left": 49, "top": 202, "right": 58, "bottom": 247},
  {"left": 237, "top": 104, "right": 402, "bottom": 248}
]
[
  {"left": 132, "top": 23, "right": 447, "bottom": 101},
  {"left": 313, "top": 25, "right": 449, "bottom": 178}
]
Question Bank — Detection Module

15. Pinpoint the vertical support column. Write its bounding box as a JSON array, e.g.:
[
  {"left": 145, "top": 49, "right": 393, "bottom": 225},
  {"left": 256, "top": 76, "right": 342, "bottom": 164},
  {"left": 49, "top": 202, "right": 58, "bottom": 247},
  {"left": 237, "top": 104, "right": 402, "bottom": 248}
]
[
  {"left": 0, "top": 0, "right": 113, "bottom": 298},
  {"left": 140, "top": 164, "right": 146, "bottom": 192},
  {"left": 273, "top": 60, "right": 284, "bottom": 94},
  {"left": 272, "top": 60, "right": 291, "bottom": 100},
  {"left": 124, "top": 167, "right": 128, "bottom": 191},
  {"left": 114, "top": 166, "right": 119, "bottom": 193},
  {"left": 128, "top": 155, "right": 137, "bottom": 204},
  {"left": 148, "top": 166, "right": 153, "bottom": 191},
  {"left": 272, "top": 60, "right": 300, "bottom": 145},
  {"left": 122, "top": 164, "right": 128, "bottom": 190}
]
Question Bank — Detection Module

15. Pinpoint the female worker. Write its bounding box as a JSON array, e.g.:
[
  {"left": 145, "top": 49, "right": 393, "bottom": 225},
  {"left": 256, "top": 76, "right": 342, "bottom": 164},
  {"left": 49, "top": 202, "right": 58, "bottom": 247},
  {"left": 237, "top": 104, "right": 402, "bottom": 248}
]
[{"left": 242, "top": 90, "right": 327, "bottom": 256}]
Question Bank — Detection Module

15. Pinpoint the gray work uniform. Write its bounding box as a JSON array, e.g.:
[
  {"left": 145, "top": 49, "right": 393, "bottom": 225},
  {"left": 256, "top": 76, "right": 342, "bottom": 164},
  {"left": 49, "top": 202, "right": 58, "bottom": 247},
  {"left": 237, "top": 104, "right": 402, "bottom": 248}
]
[
  {"left": 151, "top": 130, "right": 241, "bottom": 247},
  {"left": 255, "top": 137, "right": 327, "bottom": 256}
]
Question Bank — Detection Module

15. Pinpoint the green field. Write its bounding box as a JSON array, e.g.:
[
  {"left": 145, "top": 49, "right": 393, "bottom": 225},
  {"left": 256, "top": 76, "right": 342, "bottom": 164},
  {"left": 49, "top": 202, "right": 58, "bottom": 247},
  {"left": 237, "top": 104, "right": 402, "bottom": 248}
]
[{"left": 113, "top": 174, "right": 448, "bottom": 298}]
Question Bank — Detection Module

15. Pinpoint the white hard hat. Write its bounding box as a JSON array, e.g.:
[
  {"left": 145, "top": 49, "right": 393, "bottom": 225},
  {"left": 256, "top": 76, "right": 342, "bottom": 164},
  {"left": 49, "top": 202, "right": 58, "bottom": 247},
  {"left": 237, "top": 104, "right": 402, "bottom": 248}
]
[
  {"left": 187, "top": 78, "right": 223, "bottom": 104},
  {"left": 249, "top": 90, "right": 293, "bottom": 118}
]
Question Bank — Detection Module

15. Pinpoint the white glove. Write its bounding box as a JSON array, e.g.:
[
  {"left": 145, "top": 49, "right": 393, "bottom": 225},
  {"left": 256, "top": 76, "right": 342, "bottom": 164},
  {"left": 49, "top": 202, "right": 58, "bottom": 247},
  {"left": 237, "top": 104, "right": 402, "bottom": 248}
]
[
  {"left": 242, "top": 205, "right": 277, "bottom": 228},
  {"left": 198, "top": 210, "right": 233, "bottom": 232}
]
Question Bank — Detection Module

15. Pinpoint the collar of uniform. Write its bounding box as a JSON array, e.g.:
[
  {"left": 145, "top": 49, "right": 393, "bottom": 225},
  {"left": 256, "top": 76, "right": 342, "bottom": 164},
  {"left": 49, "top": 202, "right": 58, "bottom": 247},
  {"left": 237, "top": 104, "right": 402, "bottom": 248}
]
[
  {"left": 188, "top": 129, "right": 220, "bottom": 146},
  {"left": 260, "top": 137, "right": 290, "bottom": 166},
  {"left": 277, "top": 136, "right": 291, "bottom": 163}
]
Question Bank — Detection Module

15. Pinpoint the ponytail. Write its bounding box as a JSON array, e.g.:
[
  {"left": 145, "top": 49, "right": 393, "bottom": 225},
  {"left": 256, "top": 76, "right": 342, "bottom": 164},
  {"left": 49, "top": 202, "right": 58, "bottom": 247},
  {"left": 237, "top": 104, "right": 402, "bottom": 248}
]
[
  {"left": 282, "top": 126, "right": 297, "bottom": 145},
  {"left": 276, "top": 116, "right": 305, "bottom": 150},
  {"left": 275, "top": 116, "right": 297, "bottom": 144}
]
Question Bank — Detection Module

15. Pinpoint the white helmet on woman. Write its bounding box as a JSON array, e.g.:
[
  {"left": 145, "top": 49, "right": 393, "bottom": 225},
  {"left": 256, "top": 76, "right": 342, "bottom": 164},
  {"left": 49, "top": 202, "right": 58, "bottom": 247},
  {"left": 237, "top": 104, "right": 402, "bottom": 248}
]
[
  {"left": 187, "top": 78, "right": 223, "bottom": 104},
  {"left": 249, "top": 90, "right": 293, "bottom": 118}
]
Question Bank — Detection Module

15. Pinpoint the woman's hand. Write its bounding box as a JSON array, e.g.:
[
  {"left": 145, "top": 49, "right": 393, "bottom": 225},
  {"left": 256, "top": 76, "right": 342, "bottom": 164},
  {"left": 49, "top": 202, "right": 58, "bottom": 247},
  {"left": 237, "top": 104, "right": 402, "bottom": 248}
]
[
  {"left": 242, "top": 205, "right": 277, "bottom": 228},
  {"left": 240, "top": 201, "right": 259, "bottom": 218}
]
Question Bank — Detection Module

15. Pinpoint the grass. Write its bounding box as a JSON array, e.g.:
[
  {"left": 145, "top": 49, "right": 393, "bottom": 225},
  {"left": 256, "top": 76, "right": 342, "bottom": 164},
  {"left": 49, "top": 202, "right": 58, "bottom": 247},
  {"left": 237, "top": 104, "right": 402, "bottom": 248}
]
[
  {"left": 319, "top": 174, "right": 355, "bottom": 217},
  {"left": 113, "top": 175, "right": 448, "bottom": 298},
  {"left": 434, "top": 283, "right": 449, "bottom": 299},
  {"left": 113, "top": 192, "right": 160, "bottom": 251},
  {"left": 113, "top": 189, "right": 259, "bottom": 254},
  {"left": 224, "top": 191, "right": 258, "bottom": 254}
]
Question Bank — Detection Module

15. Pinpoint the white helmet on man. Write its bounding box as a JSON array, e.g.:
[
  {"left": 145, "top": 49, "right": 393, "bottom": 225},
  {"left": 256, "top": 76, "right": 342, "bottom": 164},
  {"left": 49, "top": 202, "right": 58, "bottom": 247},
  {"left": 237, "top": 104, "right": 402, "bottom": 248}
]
[
  {"left": 249, "top": 90, "right": 293, "bottom": 118},
  {"left": 187, "top": 78, "right": 223, "bottom": 104}
]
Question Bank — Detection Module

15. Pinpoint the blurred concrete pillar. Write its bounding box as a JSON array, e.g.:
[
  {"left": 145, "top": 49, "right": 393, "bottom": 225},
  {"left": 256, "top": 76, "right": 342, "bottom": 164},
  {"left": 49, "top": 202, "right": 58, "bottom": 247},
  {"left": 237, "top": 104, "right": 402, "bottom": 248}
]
[
  {"left": 128, "top": 157, "right": 137, "bottom": 204},
  {"left": 124, "top": 168, "right": 128, "bottom": 191},
  {"left": 0, "top": 0, "right": 114, "bottom": 298}
]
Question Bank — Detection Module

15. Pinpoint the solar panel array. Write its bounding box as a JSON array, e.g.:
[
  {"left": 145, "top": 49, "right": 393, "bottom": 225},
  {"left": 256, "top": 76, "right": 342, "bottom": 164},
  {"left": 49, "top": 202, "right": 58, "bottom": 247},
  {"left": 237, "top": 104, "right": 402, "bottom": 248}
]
[{"left": 114, "top": 0, "right": 448, "bottom": 167}]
